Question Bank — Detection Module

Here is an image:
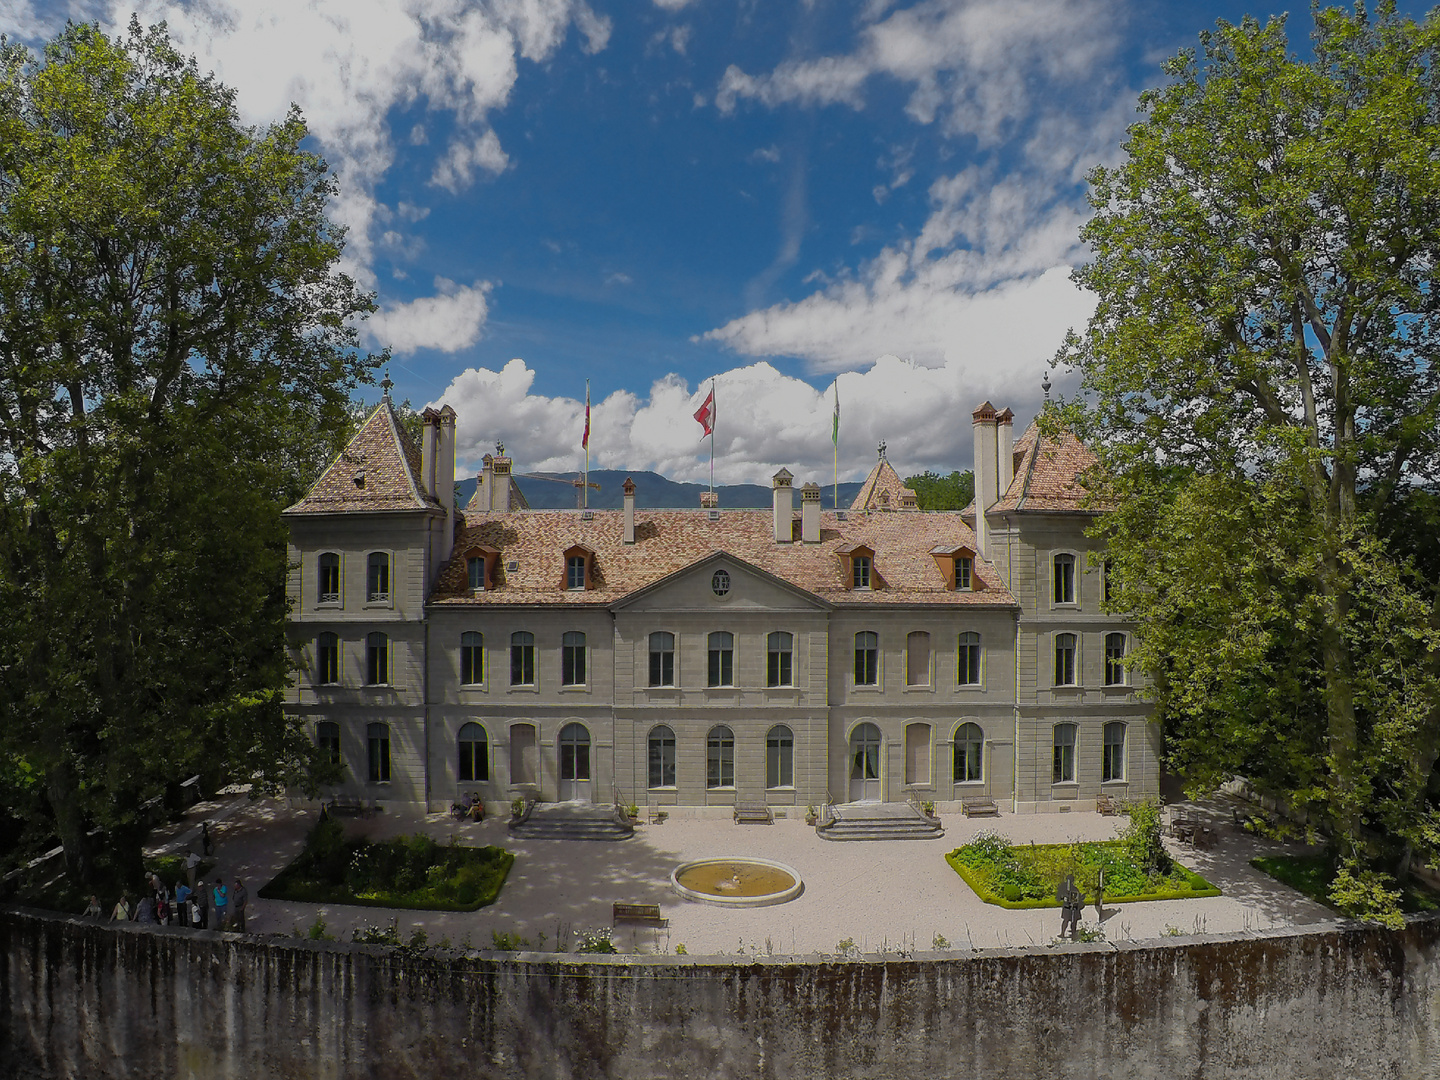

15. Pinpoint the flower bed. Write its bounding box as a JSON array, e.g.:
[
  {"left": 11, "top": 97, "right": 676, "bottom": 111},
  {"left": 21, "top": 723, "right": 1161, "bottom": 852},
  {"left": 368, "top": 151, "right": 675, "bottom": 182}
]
[
  {"left": 947, "top": 829, "right": 1220, "bottom": 909},
  {"left": 259, "top": 814, "right": 513, "bottom": 911}
]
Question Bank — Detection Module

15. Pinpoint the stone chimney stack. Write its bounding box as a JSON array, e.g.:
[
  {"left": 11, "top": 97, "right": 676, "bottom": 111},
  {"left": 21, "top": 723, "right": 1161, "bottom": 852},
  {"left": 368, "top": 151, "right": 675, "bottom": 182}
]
[
  {"left": 420, "top": 407, "right": 440, "bottom": 498},
  {"left": 972, "top": 402, "right": 998, "bottom": 559},
  {"left": 437, "top": 406, "right": 456, "bottom": 562},
  {"left": 479, "top": 454, "right": 494, "bottom": 511},
  {"left": 772, "top": 468, "right": 794, "bottom": 543},
  {"left": 997, "top": 407, "right": 1015, "bottom": 498},
  {"left": 491, "top": 445, "right": 513, "bottom": 512},
  {"left": 800, "top": 482, "right": 821, "bottom": 543},
  {"left": 700, "top": 490, "right": 718, "bottom": 509},
  {"left": 623, "top": 477, "right": 636, "bottom": 544}
]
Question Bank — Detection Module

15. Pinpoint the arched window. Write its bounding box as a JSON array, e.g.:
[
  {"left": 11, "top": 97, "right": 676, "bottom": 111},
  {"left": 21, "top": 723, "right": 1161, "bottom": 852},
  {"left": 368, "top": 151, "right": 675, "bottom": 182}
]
[
  {"left": 708, "top": 632, "right": 734, "bottom": 687},
  {"left": 510, "top": 631, "right": 535, "bottom": 686},
  {"left": 957, "top": 632, "right": 981, "bottom": 686},
  {"left": 1104, "top": 632, "right": 1127, "bottom": 686},
  {"left": 365, "top": 632, "right": 389, "bottom": 685},
  {"left": 854, "top": 631, "right": 879, "bottom": 686},
  {"left": 648, "top": 725, "right": 676, "bottom": 789},
  {"left": 1053, "top": 553, "right": 1075, "bottom": 605},
  {"left": 318, "top": 553, "right": 340, "bottom": 604},
  {"left": 767, "top": 725, "right": 794, "bottom": 789},
  {"left": 1054, "top": 633, "right": 1077, "bottom": 686},
  {"left": 906, "top": 631, "right": 930, "bottom": 687},
  {"left": 953, "top": 722, "right": 983, "bottom": 783},
  {"left": 1053, "top": 723, "right": 1077, "bottom": 784},
  {"left": 1103, "top": 723, "right": 1126, "bottom": 782},
  {"left": 458, "top": 722, "right": 488, "bottom": 783},
  {"left": 460, "top": 632, "right": 484, "bottom": 685},
  {"left": 367, "top": 552, "right": 390, "bottom": 602},
  {"left": 316, "top": 721, "right": 341, "bottom": 766},
  {"left": 467, "top": 556, "right": 486, "bottom": 592},
  {"left": 316, "top": 632, "right": 339, "bottom": 685},
  {"left": 707, "top": 725, "right": 735, "bottom": 789},
  {"left": 367, "top": 722, "right": 390, "bottom": 782},
  {"left": 562, "top": 631, "right": 587, "bottom": 686},
  {"left": 649, "top": 631, "right": 675, "bottom": 687},
  {"left": 767, "top": 631, "right": 793, "bottom": 687}
]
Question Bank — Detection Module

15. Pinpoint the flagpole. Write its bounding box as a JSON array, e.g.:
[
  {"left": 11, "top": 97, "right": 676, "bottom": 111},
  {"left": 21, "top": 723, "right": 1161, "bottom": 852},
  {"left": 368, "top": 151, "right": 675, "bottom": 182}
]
[
  {"left": 584, "top": 379, "right": 590, "bottom": 509},
  {"left": 709, "top": 378, "right": 716, "bottom": 496},
  {"left": 832, "top": 379, "right": 840, "bottom": 510}
]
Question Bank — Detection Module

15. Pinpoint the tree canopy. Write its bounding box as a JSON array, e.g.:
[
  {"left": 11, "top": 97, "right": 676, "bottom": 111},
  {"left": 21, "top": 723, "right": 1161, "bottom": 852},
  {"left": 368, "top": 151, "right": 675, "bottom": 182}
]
[
  {"left": 1059, "top": 2, "right": 1440, "bottom": 923},
  {"left": 0, "top": 21, "right": 375, "bottom": 891},
  {"left": 904, "top": 470, "right": 975, "bottom": 511}
]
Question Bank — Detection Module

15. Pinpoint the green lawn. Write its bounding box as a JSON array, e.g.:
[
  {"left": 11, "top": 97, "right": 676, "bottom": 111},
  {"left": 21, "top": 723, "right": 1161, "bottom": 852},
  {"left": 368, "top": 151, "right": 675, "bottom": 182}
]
[
  {"left": 947, "top": 833, "right": 1220, "bottom": 909},
  {"left": 259, "top": 815, "right": 513, "bottom": 912},
  {"left": 1250, "top": 854, "right": 1440, "bottom": 914}
]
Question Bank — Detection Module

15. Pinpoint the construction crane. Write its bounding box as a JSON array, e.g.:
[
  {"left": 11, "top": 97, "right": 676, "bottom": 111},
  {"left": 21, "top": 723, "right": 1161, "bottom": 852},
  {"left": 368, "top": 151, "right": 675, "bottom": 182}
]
[{"left": 517, "top": 472, "right": 602, "bottom": 509}]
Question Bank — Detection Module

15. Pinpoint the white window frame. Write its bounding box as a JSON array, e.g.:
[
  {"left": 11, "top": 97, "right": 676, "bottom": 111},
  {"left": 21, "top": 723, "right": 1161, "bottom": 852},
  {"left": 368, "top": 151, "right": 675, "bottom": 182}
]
[{"left": 1052, "top": 552, "right": 1077, "bottom": 607}]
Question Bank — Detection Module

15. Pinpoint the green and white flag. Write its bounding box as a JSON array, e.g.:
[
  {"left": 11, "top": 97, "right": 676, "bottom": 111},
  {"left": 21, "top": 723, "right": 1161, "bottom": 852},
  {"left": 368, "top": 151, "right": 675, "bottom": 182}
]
[{"left": 831, "top": 382, "right": 840, "bottom": 445}]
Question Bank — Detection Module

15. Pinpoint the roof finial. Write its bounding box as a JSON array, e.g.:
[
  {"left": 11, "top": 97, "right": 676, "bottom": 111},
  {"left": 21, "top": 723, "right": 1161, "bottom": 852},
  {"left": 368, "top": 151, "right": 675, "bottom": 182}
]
[
  {"left": 1042, "top": 372, "right": 1052, "bottom": 400},
  {"left": 495, "top": 439, "right": 505, "bottom": 457},
  {"left": 380, "top": 371, "right": 394, "bottom": 401},
  {"left": 877, "top": 439, "right": 887, "bottom": 460}
]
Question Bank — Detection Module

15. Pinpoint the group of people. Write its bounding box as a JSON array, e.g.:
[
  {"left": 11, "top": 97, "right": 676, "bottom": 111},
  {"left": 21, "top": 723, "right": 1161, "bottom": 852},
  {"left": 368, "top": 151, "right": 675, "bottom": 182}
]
[
  {"left": 82, "top": 837, "right": 248, "bottom": 932},
  {"left": 450, "top": 792, "right": 485, "bottom": 822}
]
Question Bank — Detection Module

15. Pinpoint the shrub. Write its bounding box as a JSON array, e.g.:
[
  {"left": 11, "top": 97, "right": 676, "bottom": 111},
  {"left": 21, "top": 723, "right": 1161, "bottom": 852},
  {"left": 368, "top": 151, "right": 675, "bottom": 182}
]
[
  {"left": 1118, "top": 800, "right": 1170, "bottom": 876},
  {"left": 576, "top": 928, "right": 617, "bottom": 954}
]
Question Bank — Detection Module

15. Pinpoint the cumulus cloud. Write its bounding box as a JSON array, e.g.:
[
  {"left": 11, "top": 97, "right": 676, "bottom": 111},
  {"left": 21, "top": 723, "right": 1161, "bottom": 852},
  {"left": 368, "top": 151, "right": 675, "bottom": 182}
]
[
  {"left": 366, "top": 278, "right": 493, "bottom": 355},
  {"left": 432, "top": 352, "right": 1067, "bottom": 485}
]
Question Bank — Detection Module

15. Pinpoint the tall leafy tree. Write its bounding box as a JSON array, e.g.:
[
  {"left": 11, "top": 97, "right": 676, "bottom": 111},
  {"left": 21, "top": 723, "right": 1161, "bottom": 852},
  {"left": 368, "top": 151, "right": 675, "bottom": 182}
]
[
  {"left": 0, "top": 21, "right": 375, "bottom": 891},
  {"left": 1058, "top": 2, "right": 1440, "bottom": 921},
  {"left": 904, "top": 470, "right": 975, "bottom": 511}
]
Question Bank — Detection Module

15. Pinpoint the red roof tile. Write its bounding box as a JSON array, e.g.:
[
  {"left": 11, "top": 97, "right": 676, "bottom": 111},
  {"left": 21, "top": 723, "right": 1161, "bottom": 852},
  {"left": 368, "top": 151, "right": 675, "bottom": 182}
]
[
  {"left": 432, "top": 509, "right": 1016, "bottom": 607},
  {"left": 992, "top": 421, "right": 1101, "bottom": 513},
  {"left": 285, "top": 402, "right": 438, "bottom": 515},
  {"left": 849, "top": 458, "right": 918, "bottom": 512}
]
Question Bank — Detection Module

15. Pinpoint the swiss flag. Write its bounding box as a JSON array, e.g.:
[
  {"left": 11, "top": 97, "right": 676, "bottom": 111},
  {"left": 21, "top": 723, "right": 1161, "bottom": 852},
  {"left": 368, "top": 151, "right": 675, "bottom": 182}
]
[{"left": 693, "top": 388, "right": 715, "bottom": 437}]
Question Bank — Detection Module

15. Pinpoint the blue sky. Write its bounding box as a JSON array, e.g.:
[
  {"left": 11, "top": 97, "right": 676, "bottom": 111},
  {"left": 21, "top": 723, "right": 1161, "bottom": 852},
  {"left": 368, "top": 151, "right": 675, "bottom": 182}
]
[{"left": 7, "top": 0, "right": 1429, "bottom": 484}]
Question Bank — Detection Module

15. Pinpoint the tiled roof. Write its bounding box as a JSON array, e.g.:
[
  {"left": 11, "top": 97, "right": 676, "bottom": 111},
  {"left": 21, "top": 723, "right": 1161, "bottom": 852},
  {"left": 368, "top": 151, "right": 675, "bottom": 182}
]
[
  {"left": 992, "top": 421, "right": 1100, "bottom": 513},
  {"left": 285, "top": 402, "right": 438, "bottom": 515},
  {"left": 849, "top": 458, "right": 918, "bottom": 511},
  {"left": 432, "top": 509, "right": 1016, "bottom": 608}
]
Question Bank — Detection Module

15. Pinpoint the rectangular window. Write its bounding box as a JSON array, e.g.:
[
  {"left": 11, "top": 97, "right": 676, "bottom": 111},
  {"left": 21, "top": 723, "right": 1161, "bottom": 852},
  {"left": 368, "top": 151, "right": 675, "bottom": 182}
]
[
  {"left": 854, "top": 631, "right": 878, "bottom": 686},
  {"left": 367, "top": 722, "right": 390, "bottom": 783},
  {"left": 461, "top": 632, "right": 484, "bottom": 685},
  {"left": 317, "top": 633, "right": 339, "bottom": 685},
  {"left": 567, "top": 555, "right": 586, "bottom": 590},
  {"left": 1054, "top": 633, "right": 1077, "bottom": 687},
  {"left": 1053, "top": 724, "right": 1076, "bottom": 784},
  {"left": 1103, "top": 723, "right": 1126, "bottom": 782},
  {"left": 367, "top": 552, "right": 390, "bottom": 602},
  {"left": 954, "top": 556, "right": 972, "bottom": 591},
  {"left": 317, "top": 721, "right": 341, "bottom": 766},
  {"left": 853, "top": 555, "right": 871, "bottom": 589},
  {"left": 906, "top": 631, "right": 930, "bottom": 687},
  {"left": 562, "top": 631, "right": 587, "bottom": 686},
  {"left": 1105, "top": 633, "right": 1127, "bottom": 686},
  {"left": 467, "top": 557, "right": 485, "bottom": 592},
  {"left": 649, "top": 632, "right": 675, "bottom": 687},
  {"left": 1053, "top": 554, "right": 1075, "bottom": 605},
  {"left": 510, "top": 632, "right": 535, "bottom": 686},
  {"left": 318, "top": 553, "right": 340, "bottom": 604},
  {"left": 365, "top": 632, "right": 389, "bottom": 686},
  {"left": 767, "top": 631, "right": 793, "bottom": 687},
  {"left": 707, "top": 632, "right": 733, "bottom": 687},
  {"left": 957, "top": 632, "right": 981, "bottom": 686}
]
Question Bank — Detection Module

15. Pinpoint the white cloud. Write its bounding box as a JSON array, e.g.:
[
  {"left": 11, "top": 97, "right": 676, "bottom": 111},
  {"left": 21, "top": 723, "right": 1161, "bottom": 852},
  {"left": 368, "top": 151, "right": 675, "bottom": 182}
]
[
  {"left": 433, "top": 351, "right": 1072, "bottom": 485},
  {"left": 750, "top": 145, "right": 782, "bottom": 164},
  {"left": 651, "top": 0, "right": 695, "bottom": 9},
  {"left": 366, "top": 278, "right": 493, "bottom": 355}
]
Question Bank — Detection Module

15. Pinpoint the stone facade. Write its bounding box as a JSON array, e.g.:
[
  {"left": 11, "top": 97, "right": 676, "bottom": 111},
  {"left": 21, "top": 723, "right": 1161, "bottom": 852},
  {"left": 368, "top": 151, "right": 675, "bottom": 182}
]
[{"left": 284, "top": 397, "right": 1157, "bottom": 815}]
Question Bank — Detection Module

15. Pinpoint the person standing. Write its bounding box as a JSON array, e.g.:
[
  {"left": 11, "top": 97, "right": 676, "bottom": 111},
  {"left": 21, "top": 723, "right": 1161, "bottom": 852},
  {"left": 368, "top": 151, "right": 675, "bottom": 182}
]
[
  {"left": 83, "top": 895, "right": 102, "bottom": 919},
  {"left": 1058, "top": 874, "right": 1079, "bottom": 939},
  {"left": 111, "top": 894, "right": 131, "bottom": 922},
  {"left": 231, "top": 878, "right": 247, "bottom": 933},
  {"left": 175, "top": 882, "right": 192, "bottom": 928},
  {"left": 185, "top": 849, "right": 201, "bottom": 890},
  {"left": 201, "top": 821, "right": 213, "bottom": 857},
  {"left": 194, "top": 884, "right": 209, "bottom": 930},
  {"left": 212, "top": 877, "right": 228, "bottom": 930}
]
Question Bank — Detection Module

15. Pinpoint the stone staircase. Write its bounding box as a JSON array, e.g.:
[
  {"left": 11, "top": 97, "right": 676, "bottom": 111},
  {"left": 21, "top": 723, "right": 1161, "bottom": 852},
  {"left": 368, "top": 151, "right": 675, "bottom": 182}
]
[
  {"left": 507, "top": 802, "right": 634, "bottom": 841},
  {"left": 816, "top": 801, "right": 945, "bottom": 842}
]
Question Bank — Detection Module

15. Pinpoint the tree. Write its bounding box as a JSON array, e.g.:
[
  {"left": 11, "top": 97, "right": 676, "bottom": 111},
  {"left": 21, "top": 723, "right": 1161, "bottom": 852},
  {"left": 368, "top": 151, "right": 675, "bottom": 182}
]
[
  {"left": 1057, "top": 2, "right": 1440, "bottom": 922},
  {"left": 904, "top": 470, "right": 975, "bottom": 511},
  {"left": 0, "top": 22, "right": 376, "bottom": 893}
]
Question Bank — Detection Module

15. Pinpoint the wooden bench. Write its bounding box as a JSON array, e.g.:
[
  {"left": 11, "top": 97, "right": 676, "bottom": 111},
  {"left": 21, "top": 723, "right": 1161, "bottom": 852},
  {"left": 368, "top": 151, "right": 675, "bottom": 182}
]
[
  {"left": 613, "top": 903, "right": 668, "bottom": 927},
  {"left": 1096, "top": 793, "right": 1119, "bottom": 816},
  {"left": 733, "top": 803, "right": 774, "bottom": 825},
  {"left": 961, "top": 797, "right": 1000, "bottom": 818}
]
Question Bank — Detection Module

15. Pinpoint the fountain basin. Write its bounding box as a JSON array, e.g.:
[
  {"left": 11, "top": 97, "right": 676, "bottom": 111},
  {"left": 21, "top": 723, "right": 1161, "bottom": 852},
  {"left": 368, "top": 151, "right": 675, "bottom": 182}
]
[{"left": 670, "top": 857, "right": 804, "bottom": 907}]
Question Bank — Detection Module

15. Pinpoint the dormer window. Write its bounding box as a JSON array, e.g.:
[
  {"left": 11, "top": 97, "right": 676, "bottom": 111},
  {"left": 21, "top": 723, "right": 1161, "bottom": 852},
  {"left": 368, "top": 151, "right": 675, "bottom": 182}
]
[
  {"left": 955, "top": 556, "right": 972, "bottom": 591},
  {"left": 468, "top": 556, "right": 486, "bottom": 592},
  {"left": 562, "top": 545, "right": 594, "bottom": 591},
  {"left": 853, "top": 555, "right": 872, "bottom": 590},
  {"left": 567, "top": 555, "right": 586, "bottom": 590}
]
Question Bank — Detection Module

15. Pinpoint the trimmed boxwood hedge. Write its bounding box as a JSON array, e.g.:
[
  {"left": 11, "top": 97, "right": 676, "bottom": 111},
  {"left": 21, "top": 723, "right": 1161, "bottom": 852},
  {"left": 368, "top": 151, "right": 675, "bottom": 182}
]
[
  {"left": 259, "top": 814, "right": 514, "bottom": 912},
  {"left": 946, "top": 836, "right": 1220, "bottom": 909}
]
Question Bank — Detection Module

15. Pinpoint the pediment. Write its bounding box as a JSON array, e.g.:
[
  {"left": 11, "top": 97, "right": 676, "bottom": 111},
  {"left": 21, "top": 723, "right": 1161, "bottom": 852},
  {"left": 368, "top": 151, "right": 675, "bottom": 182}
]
[{"left": 610, "top": 551, "right": 831, "bottom": 612}]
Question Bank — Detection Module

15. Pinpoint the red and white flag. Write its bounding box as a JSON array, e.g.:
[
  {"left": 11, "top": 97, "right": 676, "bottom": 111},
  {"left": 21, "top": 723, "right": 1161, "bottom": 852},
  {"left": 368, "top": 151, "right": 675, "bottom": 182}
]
[
  {"left": 693, "top": 387, "right": 715, "bottom": 437},
  {"left": 581, "top": 381, "right": 591, "bottom": 450}
]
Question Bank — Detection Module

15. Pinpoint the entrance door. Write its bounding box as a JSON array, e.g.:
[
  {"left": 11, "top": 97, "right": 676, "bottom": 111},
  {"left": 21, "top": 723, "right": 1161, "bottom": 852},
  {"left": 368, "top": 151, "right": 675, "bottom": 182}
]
[
  {"left": 510, "top": 724, "right": 537, "bottom": 786},
  {"left": 558, "top": 723, "right": 592, "bottom": 803},
  {"left": 849, "top": 723, "right": 882, "bottom": 802}
]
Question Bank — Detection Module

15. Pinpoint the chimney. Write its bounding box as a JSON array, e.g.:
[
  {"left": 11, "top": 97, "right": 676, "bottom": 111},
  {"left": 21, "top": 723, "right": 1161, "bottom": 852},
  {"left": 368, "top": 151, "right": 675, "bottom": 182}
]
[
  {"left": 800, "top": 482, "right": 821, "bottom": 543},
  {"left": 623, "top": 476, "right": 636, "bottom": 544},
  {"left": 420, "top": 407, "right": 440, "bottom": 498},
  {"left": 972, "top": 402, "right": 998, "bottom": 559},
  {"left": 437, "top": 406, "right": 456, "bottom": 562},
  {"left": 491, "top": 448, "right": 513, "bottom": 512},
  {"left": 997, "top": 407, "right": 1015, "bottom": 498},
  {"left": 700, "top": 490, "right": 718, "bottom": 509},
  {"left": 772, "top": 468, "right": 794, "bottom": 543}
]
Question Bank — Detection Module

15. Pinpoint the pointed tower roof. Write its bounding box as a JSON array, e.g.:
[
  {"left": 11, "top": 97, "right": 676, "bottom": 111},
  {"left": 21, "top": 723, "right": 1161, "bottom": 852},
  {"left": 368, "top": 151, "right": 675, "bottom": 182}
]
[
  {"left": 991, "top": 421, "right": 1101, "bottom": 513},
  {"left": 850, "top": 457, "right": 919, "bottom": 512},
  {"left": 285, "top": 402, "right": 437, "bottom": 515}
]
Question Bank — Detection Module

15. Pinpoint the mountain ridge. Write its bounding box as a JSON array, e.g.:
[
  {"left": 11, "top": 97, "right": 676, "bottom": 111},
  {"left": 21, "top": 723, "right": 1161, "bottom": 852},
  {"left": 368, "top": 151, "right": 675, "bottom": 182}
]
[{"left": 455, "top": 469, "right": 865, "bottom": 510}]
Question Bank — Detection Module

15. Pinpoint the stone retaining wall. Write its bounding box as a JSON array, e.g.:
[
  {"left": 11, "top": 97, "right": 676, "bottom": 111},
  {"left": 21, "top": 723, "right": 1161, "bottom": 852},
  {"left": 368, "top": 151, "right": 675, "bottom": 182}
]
[{"left": 3, "top": 906, "right": 1437, "bottom": 1079}]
